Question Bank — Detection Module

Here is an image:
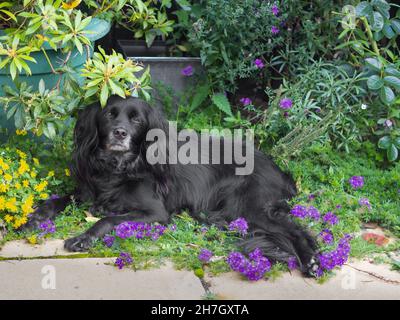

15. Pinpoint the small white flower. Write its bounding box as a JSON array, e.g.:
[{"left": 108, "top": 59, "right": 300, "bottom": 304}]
[{"left": 361, "top": 104, "right": 368, "bottom": 110}]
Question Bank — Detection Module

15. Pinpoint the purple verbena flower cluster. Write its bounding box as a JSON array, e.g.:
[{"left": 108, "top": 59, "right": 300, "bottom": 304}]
[
  {"left": 290, "top": 205, "right": 320, "bottom": 221},
  {"left": 349, "top": 176, "right": 364, "bottom": 189},
  {"left": 287, "top": 257, "right": 298, "bottom": 270},
  {"left": 227, "top": 248, "right": 271, "bottom": 281},
  {"left": 318, "top": 235, "right": 352, "bottom": 271},
  {"left": 240, "top": 97, "right": 252, "bottom": 106},
  {"left": 115, "top": 252, "right": 133, "bottom": 270},
  {"left": 271, "top": 4, "right": 279, "bottom": 16},
  {"left": 254, "top": 58, "right": 264, "bottom": 69},
  {"left": 358, "top": 198, "right": 371, "bottom": 210},
  {"left": 323, "top": 212, "right": 339, "bottom": 225},
  {"left": 103, "top": 235, "right": 115, "bottom": 248},
  {"left": 318, "top": 229, "right": 334, "bottom": 244},
  {"left": 38, "top": 220, "right": 56, "bottom": 237},
  {"left": 271, "top": 26, "right": 280, "bottom": 35},
  {"left": 115, "top": 221, "right": 167, "bottom": 241},
  {"left": 198, "top": 249, "right": 213, "bottom": 263},
  {"left": 228, "top": 217, "right": 249, "bottom": 236},
  {"left": 279, "top": 98, "right": 293, "bottom": 110},
  {"left": 181, "top": 65, "right": 194, "bottom": 76}
]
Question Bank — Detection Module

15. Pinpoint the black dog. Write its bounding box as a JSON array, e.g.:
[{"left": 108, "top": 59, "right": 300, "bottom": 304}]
[{"left": 23, "top": 96, "right": 318, "bottom": 275}]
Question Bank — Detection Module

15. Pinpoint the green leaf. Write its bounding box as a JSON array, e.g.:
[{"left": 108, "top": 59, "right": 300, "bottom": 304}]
[
  {"left": 387, "top": 144, "right": 398, "bottom": 162},
  {"left": 365, "top": 58, "right": 382, "bottom": 71},
  {"left": 391, "top": 19, "right": 400, "bottom": 34},
  {"left": 380, "top": 86, "right": 395, "bottom": 105},
  {"left": 211, "top": 93, "right": 232, "bottom": 116},
  {"left": 145, "top": 32, "right": 156, "bottom": 48},
  {"left": 385, "top": 66, "right": 400, "bottom": 77},
  {"left": 372, "top": 11, "right": 384, "bottom": 31},
  {"left": 378, "top": 136, "right": 391, "bottom": 149},
  {"left": 100, "top": 84, "right": 109, "bottom": 107},
  {"left": 393, "top": 137, "right": 400, "bottom": 149},
  {"left": 38, "top": 79, "right": 45, "bottom": 95},
  {"left": 356, "top": 2, "right": 373, "bottom": 17},
  {"left": 108, "top": 79, "right": 125, "bottom": 98},
  {"left": 367, "top": 75, "right": 384, "bottom": 90},
  {"left": 190, "top": 84, "right": 210, "bottom": 112},
  {"left": 382, "top": 23, "right": 395, "bottom": 39},
  {"left": 384, "top": 76, "right": 400, "bottom": 91}
]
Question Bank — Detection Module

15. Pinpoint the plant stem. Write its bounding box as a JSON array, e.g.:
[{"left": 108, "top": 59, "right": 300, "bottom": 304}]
[{"left": 361, "top": 17, "right": 380, "bottom": 57}]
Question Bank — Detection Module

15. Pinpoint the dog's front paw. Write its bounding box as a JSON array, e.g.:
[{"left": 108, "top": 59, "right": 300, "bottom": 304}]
[
  {"left": 64, "top": 233, "right": 95, "bottom": 252},
  {"left": 303, "top": 256, "right": 321, "bottom": 278}
]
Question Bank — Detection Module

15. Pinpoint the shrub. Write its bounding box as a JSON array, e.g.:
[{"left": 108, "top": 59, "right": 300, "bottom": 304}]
[{"left": 0, "top": 146, "right": 62, "bottom": 230}]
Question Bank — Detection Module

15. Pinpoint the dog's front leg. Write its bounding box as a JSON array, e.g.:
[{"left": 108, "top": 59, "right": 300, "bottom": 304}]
[
  {"left": 19, "top": 195, "right": 74, "bottom": 232},
  {"left": 64, "top": 208, "right": 170, "bottom": 252}
]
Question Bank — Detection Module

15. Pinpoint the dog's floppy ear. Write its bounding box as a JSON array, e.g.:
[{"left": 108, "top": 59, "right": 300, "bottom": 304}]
[{"left": 71, "top": 103, "right": 100, "bottom": 200}]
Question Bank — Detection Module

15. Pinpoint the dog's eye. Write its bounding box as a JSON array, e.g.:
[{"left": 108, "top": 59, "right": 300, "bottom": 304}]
[
  {"left": 129, "top": 112, "right": 139, "bottom": 123},
  {"left": 106, "top": 109, "right": 117, "bottom": 118}
]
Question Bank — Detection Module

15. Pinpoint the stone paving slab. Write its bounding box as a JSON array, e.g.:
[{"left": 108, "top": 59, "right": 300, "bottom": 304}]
[
  {"left": 0, "top": 240, "right": 82, "bottom": 258},
  {"left": 0, "top": 258, "right": 205, "bottom": 300},
  {"left": 205, "top": 259, "right": 400, "bottom": 300}
]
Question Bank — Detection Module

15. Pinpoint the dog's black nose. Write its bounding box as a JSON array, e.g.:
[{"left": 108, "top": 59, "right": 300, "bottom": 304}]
[{"left": 113, "top": 128, "right": 128, "bottom": 140}]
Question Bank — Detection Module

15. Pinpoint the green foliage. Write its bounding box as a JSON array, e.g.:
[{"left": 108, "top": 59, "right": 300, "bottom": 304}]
[
  {"left": 187, "top": 0, "right": 287, "bottom": 93},
  {"left": 0, "top": 47, "right": 151, "bottom": 138},
  {"left": 336, "top": 0, "right": 400, "bottom": 161}
]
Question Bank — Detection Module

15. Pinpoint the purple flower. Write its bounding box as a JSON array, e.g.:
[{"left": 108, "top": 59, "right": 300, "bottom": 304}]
[
  {"left": 318, "top": 235, "right": 352, "bottom": 271},
  {"left": 198, "top": 249, "right": 213, "bottom": 263},
  {"left": 254, "top": 58, "right": 264, "bottom": 69},
  {"left": 319, "top": 229, "right": 334, "bottom": 244},
  {"left": 228, "top": 217, "right": 249, "bottom": 236},
  {"left": 271, "top": 4, "right": 279, "bottom": 16},
  {"left": 240, "top": 97, "right": 252, "bottom": 106},
  {"left": 349, "top": 176, "right": 364, "bottom": 189},
  {"left": 283, "top": 111, "right": 289, "bottom": 118},
  {"left": 290, "top": 204, "right": 307, "bottom": 219},
  {"left": 307, "top": 206, "right": 320, "bottom": 221},
  {"left": 308, "top": 194, "right": 316, "bottom": 201},
  {"left": 336, "top": 205, "right": 342, "bottom": 210},
  {"left": 49, "top": 194, "right": 60, "bottom": 200},
  {"left": 271, "top": 26, "right": 280, "bottom": 35},
  {"left": 181, "top": 65, "right": 194, "bottom": 76},
  {"left": 227, "top": 248, "right": 271, "bottom": 281},
  {"left": 359, "top": 198, "right": 371, "bottom": 210},
  {"left": 384, "top": 119, "right": 393, "bottom": 128},
  {"left": 103, "top": 235, "right": 115, "bottom": 248},
  {"left": 323, "top": 212, "right": 339, "bottom": 225},
  {"left": 38, "top": 220, "right": 56, "bottom": 237},
  {"left": 279, "top": 98, "right": 293, "bottom": 110},
  {"left": 200, "top": 226, "right": 208, "bottom": 233},
  {"left": 115, "top": 221, "right": 167, "bottom": 240},
  {"left": 288, "top": 257, "right": 297, "bottom": 270},
  {"left": 115, "top": 252, "right": 133, "bottom": 270},
  {"left": 169, "top": 224, "right": 177, "bottom": 232}
]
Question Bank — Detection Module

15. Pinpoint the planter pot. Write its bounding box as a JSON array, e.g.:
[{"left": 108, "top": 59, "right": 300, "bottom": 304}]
[
  {"left": 0, "top": 18, "right": 111, "bottom": 136},
  {"left": 117, "top": 39, "right": 168, "bottom": 57}
]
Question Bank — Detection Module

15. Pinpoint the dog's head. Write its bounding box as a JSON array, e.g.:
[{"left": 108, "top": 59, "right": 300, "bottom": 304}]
[{"left": 72, "top": 96, "right": 168, "bottom": 198}]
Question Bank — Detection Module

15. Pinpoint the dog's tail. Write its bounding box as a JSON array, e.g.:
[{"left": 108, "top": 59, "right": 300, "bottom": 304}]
[{"left": 239, "top": 201, "right": 318, "bottom": 275}]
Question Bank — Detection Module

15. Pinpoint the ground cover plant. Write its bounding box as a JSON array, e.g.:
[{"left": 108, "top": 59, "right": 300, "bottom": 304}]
[{"left": 0, "top": 0, "right": 399, "bottom": 283}]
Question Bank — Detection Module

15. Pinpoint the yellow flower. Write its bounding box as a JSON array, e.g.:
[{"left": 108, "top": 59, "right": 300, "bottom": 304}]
[
  {"left": 18, "top": 159, "right": 30, "bottom": 175},
  {"left": 4, "top": 214, "right": 13, "bottom": 223},
  {"left": 65, "top": 168, "right": 70, "bottom": 176},
  {"left": 5, "top": 198, "right": 18, "bottom": 213},
  {"left": 0, "top": 158, "right": 10, "bottom": 171},
  {"left": 30, "top": 171, "right": 37, "bottom": 178},
  {"left": 0, "top": 184, "right": 9, "bottom": 193},
  {"left": 22, "top": 180, "right": 29, "bottom": 187},
  {"left": 21, "top": 194, "right": 35, "bottom": 216},
  {"left": 16, "top": 150, "right": 27, "bottom": 159},
  {"left": 3, "top": 173, "right": 12, "bottom": 182},
  {"left": 39, "top": 193, "right": 48, "bottom": 200},
  {"left": 47, "top": 170, "right": 55, "bottom": 177},
  {"left": 16, "top": 129, "right": 27, "bottom": 136},
  {"left": 34, "top": 180, "right": 48, "bottom": 192},
  {"left": 33, "top": 158, "right": 40, "bottom": 166},
  {"left": 0, "top": 169, "right": 2, "bottom": 175},
  {"left": 13, "top": 216, "right": 27, "bottom": 229},
  {"left": 27, "top": 234, "right": 37, "bottom": 245},
  {"left": 0, "top": 196, "right": 5, "bottom": 210},
  {"left": 15, "top": 183, "right": 21, "bottom": 190}
]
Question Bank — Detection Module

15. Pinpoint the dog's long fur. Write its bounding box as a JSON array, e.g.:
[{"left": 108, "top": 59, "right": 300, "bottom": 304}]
[{"left": 24, "top": 96, "right": 318, "bottom": 275}]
